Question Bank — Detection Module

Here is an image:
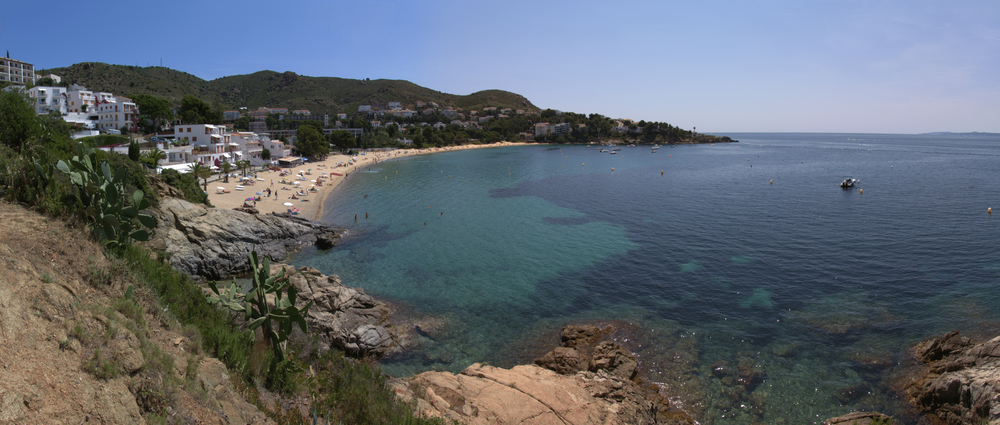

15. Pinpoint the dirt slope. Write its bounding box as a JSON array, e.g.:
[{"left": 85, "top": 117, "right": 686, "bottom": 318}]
[{"left": 0, "top": 201, "right": 271, "bottom": 424}]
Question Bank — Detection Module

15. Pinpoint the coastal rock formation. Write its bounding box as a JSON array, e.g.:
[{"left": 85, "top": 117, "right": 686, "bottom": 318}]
[
  {"left": 149, "top": 197, "right": 343, "bottom": 280},
  {"left": 274, "top": 265, "right": 397, "bottom": 357},
  {"left": 392, "top": 363, "right": 676, "bottom": 425},
  {"left": 391, "top": 325, "right": 694, "bottom": 424},
  {"left": 533, "top": 325, "right": 638, "bottom": 380},
  {"left": 906, "top": 330, "right": 1000, "bottom": 424}
]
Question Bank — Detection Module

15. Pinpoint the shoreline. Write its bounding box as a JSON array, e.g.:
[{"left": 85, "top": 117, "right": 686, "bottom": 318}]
[{"left": 206, "top": 141, "right": 531, "bottom": 221}]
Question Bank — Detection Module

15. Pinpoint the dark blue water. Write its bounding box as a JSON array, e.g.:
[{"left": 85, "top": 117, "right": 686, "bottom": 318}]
[{"left": 291, "top": 133, "right": 1000, "bottom": 424}]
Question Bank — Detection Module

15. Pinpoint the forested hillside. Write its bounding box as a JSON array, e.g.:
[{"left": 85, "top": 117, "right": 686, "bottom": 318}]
[{"left": 40, "top": 63, "right": 537, "bottom": 114}]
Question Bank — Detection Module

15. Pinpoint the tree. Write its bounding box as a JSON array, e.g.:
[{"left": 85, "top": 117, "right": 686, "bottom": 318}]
[
  {"left": 179, "top": 95, "right": 221, "bottom": 124},
  {"left": 0, "top": 88, "right": 43, "bottom": 153},
  {"left": 220, "top": 161, "right": 234, "bottom": 183},
  {"left": 329, "top": 130, "right": 356, "bottom": 152},
  {"left": 236, "top": 160, "right": 251, "bottom": 177},
  {"left": 386, "top": 123, "right": 398, "bottom": 138},
  {"left": 141, "top": 148, "right": 165, "bottom": 169},
  {"left": 261, "top": 148, "right": 271, "bottom": 161},
  {"left": 186, "top": 162, "right": 212, "bottom": 191},
  {"left": 295, "top": 125, "right": 328, "bottom": 158},
  {"left": 132, "top": 94, "right": 174, "bottom": 133},
  {"left": 128, "top": 140, "right": 140, "bottom": 161}
]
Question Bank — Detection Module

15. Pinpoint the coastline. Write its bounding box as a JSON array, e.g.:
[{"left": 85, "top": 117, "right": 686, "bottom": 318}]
[{"left": 206, "top": 141, "right": 531, "bottom": 221}]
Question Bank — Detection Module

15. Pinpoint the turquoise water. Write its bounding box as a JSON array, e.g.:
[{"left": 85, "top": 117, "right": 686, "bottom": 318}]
[{"left": 291, "top": 134, "right": 1000, "bottom": 424}]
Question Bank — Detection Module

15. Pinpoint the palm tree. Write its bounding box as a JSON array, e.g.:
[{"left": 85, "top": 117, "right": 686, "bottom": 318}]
[
  {"left": 187, "top": 163, "right": 212, "bottom": 192},
  {"left": 220, "top": 162, "right": 234, "bottom": 183},
  {"left": 142, "top": 148, "right": 166, "bottom": 170},
  {"left": 236, "top": 159, "right": 251, "bottom": 177}
]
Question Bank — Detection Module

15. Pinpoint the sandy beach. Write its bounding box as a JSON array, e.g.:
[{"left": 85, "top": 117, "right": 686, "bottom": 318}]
[{"left": 205, "top": 141, "right": 529, "bottom": 221}]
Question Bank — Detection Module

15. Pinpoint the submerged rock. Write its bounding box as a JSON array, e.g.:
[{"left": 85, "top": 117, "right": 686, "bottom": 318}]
[
  {"left": 150, "top": 197, "right": 343, "bottom": 280},
  {"left": 823, "top": 411, "right": 894, "bottom": 424}
]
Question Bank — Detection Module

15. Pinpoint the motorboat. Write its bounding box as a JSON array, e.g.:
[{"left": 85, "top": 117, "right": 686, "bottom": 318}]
[{"left": 840, "top": 177, "right": 858, "bottom": 188}]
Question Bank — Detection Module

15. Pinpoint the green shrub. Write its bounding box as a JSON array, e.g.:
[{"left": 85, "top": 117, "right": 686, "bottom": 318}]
[{"left": 159, "top": 168, "right": 210, "bottom": 205}]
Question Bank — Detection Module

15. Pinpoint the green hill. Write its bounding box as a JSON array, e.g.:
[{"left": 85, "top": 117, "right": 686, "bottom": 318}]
[{"left": 38, "top": 63, "right": 538, "bottom": 115}]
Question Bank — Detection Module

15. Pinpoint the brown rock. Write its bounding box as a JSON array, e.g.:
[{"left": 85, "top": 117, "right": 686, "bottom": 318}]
[
  {"left": 392, "top": 363, "right": 665, "bottom": 424},
  {"left": 907, "top": 331, "right": 1000, "bottom": 424},
  {"left": 591, "top": 340, "right": 638, "bottom": 380},
  {"left": 274, "top": 265, "right": 396, "bottom": 357},
  {"left": 915, "top": 330, "right": 970, "bottom": 363},
  {"left": 561, "top": 325, "right": 601, "bottom": 348},
  {"left": 534, "top": 346, "right": 590, "bottom": 375}
]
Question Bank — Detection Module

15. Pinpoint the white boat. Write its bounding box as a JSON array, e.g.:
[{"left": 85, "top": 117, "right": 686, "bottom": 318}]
[{"left": 840, "top": 177, "right": 859, "bottom": 188}]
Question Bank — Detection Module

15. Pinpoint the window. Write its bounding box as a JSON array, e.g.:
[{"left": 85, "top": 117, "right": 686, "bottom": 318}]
[{"left": 193, "top": 137, "right": 197, "bottom": 142}]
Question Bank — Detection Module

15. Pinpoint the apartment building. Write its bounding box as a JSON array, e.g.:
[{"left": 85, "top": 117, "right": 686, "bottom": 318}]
[
  {"left": 0, "top": 57, "right": 35, "bottom": 84},
  {"left": 173, "top": 124, "right": 232, "bottom": 165},
  {"left": 66, "top": 85, "right": 95, "bottom": 113},
  {"left": 93, "top": 96, "right": 138, "bottom": 132},
  {"left": 27, "top": 86, "right": 68, "bottom": 115}
]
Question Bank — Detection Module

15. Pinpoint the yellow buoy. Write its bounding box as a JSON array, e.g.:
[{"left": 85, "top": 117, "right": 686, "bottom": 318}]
[
  {"left": 860, "top": 189, "right": 863, "bottom": 194},
  {"left": 770, "top": 180, "right": 773, "bottom": 184},
  {"left": 661, "top": 171, "right": 663, "bottom": 175},
  {"left": 611, "top": 168, "right": 614, "bottom": 171},
  {"left": 582, "top": 163, "right": 585, "bottom": 166}
]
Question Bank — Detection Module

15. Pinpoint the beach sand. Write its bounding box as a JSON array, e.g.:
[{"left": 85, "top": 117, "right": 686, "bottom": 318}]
[{"left": 205, "top": 142, "right": 529, "bottom": 221}]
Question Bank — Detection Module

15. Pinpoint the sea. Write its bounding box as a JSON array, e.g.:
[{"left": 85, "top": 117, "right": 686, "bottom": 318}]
[{"left": 289, "top": 133, "right": 1000, "bottom": 424}]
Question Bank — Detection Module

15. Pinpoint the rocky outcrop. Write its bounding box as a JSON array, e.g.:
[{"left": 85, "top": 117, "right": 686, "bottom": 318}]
[
  {"left": 274, "top": 265, "right": 397, "bottom": 357},
  {"left": 906, "top": 330, "right": 1000, "bottom": 424},
  {"left": 392, "top": 363, "right": 676, "bottom": 425},
  {"left": 149, "top": 197, "right": 343, "bottom": 280},
  {"left": 390, "top": 325, "right": 695, "bottom": 424},
  {"left": 533, "top": 325, "right": 638, "bottom": 380}
]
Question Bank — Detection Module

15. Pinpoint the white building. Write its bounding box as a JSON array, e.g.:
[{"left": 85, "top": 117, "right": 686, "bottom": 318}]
[
  {"left": 93, "top": 96, "right": 138, "bottom": 132},
  {"left": 262, "top": 138, "right": 291, "bottom": 159},
  {"left": 27, "top": 86, "right": 68, "bottom": 115},
  {"left": 229, "top": 132, "right": 266, "bottom": 166},
  {"left": 388, "top": 102, "right": 402, "bottom": 110},
  {"left": 66, "top": 85, "right": 95, "bottom": 113},
  {"left": 0, "top": 57, "right": 34, "bottom": 84},
  {"left": 173, "top": 124, "right": 232, "bottom": 166},
  {"left": 358, "top": 105, "right": 371, "bottom": 112}
]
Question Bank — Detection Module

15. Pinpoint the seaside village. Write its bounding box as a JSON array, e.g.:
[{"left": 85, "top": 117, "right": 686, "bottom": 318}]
[{"left": 2, "top": 56, "right": 667, "bottom": 219}]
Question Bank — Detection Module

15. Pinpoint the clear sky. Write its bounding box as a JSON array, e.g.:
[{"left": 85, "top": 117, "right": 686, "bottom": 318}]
[{"left": 3, "top": 0, "right": 997, "bottom": 133}]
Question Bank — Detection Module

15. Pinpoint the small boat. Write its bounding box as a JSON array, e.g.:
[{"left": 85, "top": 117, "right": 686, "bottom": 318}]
[
  {"left": 599, "top": 149, "right": 609, "bottom": 153},
  {"left": 840, "top": 177, "right": 858, "bottom": 188},
  {"left": 610, "top": 151, "right": 617, "bottom": 154}
]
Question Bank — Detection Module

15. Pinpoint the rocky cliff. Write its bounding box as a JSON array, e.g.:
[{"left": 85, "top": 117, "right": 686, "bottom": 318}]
[
  {"left": 149, "top": 197, "right": 343, "bottom": 281},
  {"left": 907, "top": 330, "right": 1000, "bottom": 424}
]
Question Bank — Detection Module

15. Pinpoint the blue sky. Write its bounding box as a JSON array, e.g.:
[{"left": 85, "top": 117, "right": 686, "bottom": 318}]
[{"left": 3, "top": 0, "right": 997, "bottom": 133}]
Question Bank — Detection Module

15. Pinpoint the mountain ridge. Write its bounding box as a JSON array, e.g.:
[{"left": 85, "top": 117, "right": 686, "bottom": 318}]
[{"left": 38, "top": 63, "right": 538, "bottom": 115}]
